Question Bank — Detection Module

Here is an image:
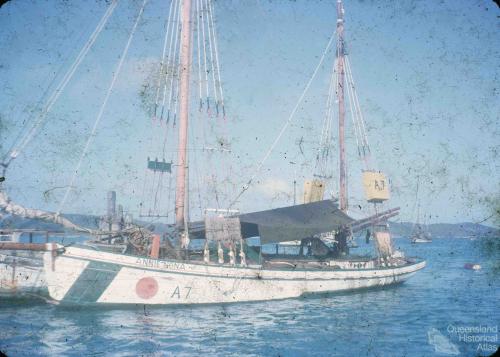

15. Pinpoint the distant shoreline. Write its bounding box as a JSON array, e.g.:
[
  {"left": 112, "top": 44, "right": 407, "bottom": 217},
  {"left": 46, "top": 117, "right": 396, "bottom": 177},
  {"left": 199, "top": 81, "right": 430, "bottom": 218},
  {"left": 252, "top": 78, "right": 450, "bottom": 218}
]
[{"left": 1, "top": 214, "right": 498, "bottom": 239}]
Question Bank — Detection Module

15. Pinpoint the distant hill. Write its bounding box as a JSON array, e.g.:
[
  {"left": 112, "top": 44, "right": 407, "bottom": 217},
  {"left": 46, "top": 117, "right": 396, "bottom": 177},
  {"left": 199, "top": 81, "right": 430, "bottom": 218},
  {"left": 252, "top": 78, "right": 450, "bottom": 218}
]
[
  {"left": 1, "top": 212, "right": 498, "bottom": 239},
  {"left": 388, "top": 221, "right": 499, "bottom": 238}
]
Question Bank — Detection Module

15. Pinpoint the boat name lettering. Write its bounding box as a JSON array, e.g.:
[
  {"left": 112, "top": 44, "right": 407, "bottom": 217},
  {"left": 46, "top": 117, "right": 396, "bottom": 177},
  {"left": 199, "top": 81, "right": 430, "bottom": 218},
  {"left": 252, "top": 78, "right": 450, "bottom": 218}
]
[{"left": 135, "top": 258, "right": 186, "bottom": 270}]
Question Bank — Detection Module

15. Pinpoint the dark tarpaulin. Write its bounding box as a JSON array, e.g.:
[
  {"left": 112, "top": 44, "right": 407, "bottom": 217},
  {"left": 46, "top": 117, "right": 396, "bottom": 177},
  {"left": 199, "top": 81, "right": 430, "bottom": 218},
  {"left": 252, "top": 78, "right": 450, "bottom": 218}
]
[{"left": 189, "top": 200, "right": 354, "bottom": 244}]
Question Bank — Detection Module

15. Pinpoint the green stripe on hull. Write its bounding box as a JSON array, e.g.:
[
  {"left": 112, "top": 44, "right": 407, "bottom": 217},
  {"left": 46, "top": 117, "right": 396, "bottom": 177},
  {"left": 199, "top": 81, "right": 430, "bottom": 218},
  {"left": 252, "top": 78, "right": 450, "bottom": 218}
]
[{"left": 62, "top": 261, "right": 121, "bottom": 303}]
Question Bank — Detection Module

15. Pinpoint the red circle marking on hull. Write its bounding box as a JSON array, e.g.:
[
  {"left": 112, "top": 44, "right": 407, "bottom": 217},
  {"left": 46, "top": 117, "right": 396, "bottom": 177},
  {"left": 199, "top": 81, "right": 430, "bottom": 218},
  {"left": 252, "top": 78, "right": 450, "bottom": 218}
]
[{"left": 135, "top": 277, "right": 158, "bottom": 299}]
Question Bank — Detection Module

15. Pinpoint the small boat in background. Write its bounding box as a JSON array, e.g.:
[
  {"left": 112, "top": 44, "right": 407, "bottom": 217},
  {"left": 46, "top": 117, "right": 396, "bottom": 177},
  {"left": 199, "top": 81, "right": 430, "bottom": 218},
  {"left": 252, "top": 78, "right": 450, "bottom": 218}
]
[
  {"left": 411, "top": 229, "right": 432, "bottom": 244},
  {"left": 410, "top": 181, "right": 432, "bottom": 244},
  {"left": 464, "top": 263, "right": 481, "bottom": 270}
]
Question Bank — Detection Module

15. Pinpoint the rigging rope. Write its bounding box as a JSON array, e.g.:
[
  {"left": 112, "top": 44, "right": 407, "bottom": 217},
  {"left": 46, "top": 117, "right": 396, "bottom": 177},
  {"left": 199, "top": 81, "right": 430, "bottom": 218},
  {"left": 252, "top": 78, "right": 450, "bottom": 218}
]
[
  {"left": 140, "top": 0, "right": 175, "bottom": 216},
  {"left": 161, "top": 0, "right": 181, "bottom": 123},
  {"left": 191, "top": 111, "right": 204, "bottom": 218},
  {"left": 207, "top": 0, "right": 230, "bottom": 203},
  {"left": 153, "top": 171, "right": 164, "bottom": 213},
  {"left": 195, "top": 0, "right": 203, "bottom": 110},
  {"left": 143, "top": 0, "right": 182, "bottom": 219},
  {"left": 188, "top": 0, "right": 231, "bottom": 214},
  {"left": 228, "top": 30, "right": 337, "bottom": 208},
  {"left": 166, "top": 0, "right": 182, "bottom": 124},
  {"left": 204, "top": 0, "right": 218, "bottom": 115},
  {"left": 153, "top": 0, "right": 176, "bottom": 121},
  {"left": 171, "top": 39, "right": 182, "bottom": 127},
  {"left": 1, "top": 0, "right": 119, "bottom": 175},
  {"left": 199, "top": 0, "right": 210, "bottom": 111},
  {"left": 57, "top": 0, "right": 149, "bottom": 215},
  {"left": 345, "top": 55, "right": 371, "bottom": 160},
  {"left": 410, "top": 176, "right": 420, "bottom": 233},
  {"left": 315, "top": 56, "right": 337, "bottom": 177},
  {"left": 148, "top": 169, "right": 159, "bottom": 215},
  {"left": 345, "top": 58, "right": 362, "bottom": 156},
  {"left": 141, "top": 0, "right": 176, "bottom": 215},
  {"left": 207, "top": 0, "right": 225, "bottom": 117},
  {"left": 345, "top": 57, "right": 364, "bottom": 149}
]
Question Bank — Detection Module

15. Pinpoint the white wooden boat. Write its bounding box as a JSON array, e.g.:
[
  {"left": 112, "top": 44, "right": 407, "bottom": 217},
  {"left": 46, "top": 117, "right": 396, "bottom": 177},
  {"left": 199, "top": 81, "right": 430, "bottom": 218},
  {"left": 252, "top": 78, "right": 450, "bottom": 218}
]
[
  {"left": 411, "top": 236, "right": 432, "bottom": 244},
  {"left": 410, "top": 180, "right": 432, "bottom": 244},
  {"left": 0, "top": 0, "right": 425, "bottom": 305},
  {"left": 43, "top": 244, "right": 424, "bottom": 305}
]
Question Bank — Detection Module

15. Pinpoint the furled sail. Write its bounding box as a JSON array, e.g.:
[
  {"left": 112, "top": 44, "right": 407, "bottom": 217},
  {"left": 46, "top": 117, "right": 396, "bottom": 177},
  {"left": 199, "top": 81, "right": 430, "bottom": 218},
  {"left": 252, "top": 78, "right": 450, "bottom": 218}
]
[
  {"left": 0, "top": 191, "right": 95, "bottom": 234},
  {"left": 373, "top": 231, "right": 393, "bottom": 258},
  {"left": 0, "top": 191, "right": 156, "bottom": 242}
]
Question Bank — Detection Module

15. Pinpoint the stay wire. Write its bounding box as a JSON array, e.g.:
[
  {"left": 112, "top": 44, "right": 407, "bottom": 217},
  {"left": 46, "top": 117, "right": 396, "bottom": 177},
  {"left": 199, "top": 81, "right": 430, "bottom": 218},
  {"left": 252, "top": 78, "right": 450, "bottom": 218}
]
[
  {"left": 57, "top": 0, "right": 149, "bottom": 215},
  {"left": 228, "top": 30, "right": 337, "bottom": 208},
  {"left": 1, "top": 0, "right": 119, "bottom": 173}
]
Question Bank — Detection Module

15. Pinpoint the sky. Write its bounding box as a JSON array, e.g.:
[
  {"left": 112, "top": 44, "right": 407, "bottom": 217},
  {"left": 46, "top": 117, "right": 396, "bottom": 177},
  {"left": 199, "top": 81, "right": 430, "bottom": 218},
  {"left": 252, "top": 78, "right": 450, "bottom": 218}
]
[{"left": 0, "top": 0, "right": 498, "bottom": 225}]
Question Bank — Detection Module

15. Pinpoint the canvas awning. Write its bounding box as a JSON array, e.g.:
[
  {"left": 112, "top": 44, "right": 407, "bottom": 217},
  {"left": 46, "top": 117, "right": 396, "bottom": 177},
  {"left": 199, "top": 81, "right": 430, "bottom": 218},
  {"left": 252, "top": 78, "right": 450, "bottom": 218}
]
[{"left": 189, "top": 199, "right": 354, "bottom": 244}]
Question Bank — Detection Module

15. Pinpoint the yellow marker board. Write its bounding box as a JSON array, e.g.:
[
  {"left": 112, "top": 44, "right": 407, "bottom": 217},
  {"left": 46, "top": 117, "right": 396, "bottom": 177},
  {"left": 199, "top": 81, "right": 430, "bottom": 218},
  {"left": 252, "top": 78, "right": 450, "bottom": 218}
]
[
  {"left": 363, "top": 171, "right": 390, "bottom": 203},
  {"left": 303, "top": 180, "right": 326, "bottom": 204}
]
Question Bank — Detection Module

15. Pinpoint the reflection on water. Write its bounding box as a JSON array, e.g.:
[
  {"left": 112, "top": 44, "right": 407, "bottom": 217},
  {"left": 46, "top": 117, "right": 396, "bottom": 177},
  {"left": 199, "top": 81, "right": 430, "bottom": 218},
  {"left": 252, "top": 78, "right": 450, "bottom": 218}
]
[{"left": 1, "top": 238, "right": 498, "bottom": 356}]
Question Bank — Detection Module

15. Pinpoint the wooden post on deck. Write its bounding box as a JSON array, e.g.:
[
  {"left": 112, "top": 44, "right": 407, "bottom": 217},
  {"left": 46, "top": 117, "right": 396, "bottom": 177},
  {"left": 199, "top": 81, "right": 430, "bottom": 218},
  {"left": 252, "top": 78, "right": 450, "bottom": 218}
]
[{"left": 149, "top": 234, "right": 160, "bottom": 259}]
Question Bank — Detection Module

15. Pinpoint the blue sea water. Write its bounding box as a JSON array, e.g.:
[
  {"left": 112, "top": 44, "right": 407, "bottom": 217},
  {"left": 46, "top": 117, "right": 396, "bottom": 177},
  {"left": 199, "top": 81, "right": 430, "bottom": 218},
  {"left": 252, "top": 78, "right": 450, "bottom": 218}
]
[{"left": 0, "top": 237, "right": 498, "bottom": 356}]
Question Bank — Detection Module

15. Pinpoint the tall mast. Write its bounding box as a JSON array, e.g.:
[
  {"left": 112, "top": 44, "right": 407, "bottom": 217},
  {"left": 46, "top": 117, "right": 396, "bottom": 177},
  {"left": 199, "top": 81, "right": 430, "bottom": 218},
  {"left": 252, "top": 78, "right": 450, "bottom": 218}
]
[
  {"left": 337, "top": 0, "right": 347, "bottom": 213},
  {"left": 175, "top": 0, "right": 192, "bottom": 228}
]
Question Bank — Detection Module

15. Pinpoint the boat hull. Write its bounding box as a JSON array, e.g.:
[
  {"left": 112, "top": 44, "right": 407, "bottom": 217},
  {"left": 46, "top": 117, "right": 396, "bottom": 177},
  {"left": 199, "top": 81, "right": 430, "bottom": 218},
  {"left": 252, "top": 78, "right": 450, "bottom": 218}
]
[
  {"left": 411, "top": 238, "right": 432, "bottom": 243},
  {"left": 43, "top": 247, "right": 426, "bottom": 305},
  {"left": 0, "top": 250, "right": 48, "bottom": 297}
]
